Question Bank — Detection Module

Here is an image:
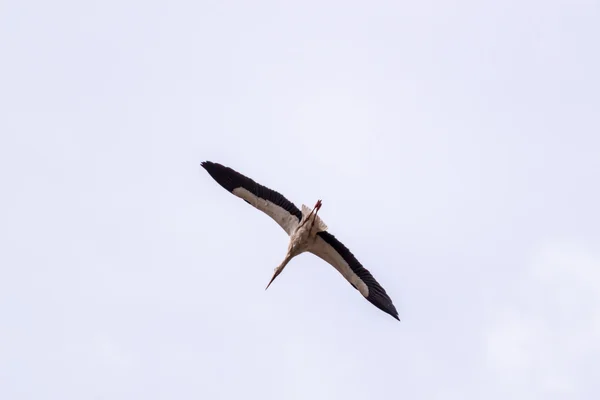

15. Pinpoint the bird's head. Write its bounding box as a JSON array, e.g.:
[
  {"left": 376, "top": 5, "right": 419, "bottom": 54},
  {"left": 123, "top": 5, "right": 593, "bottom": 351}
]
[{"left": 265, "top": 252, "right": 294, "bottom": 290}]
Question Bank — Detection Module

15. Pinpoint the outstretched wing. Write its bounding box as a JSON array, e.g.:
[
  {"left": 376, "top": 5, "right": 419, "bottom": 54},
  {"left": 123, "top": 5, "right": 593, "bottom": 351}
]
[
  {"left": 308, "top": 231, "right": 399, "bottom": 320},
  {"left": 201, "top": 161, "right": 302, "bottom": 235}
]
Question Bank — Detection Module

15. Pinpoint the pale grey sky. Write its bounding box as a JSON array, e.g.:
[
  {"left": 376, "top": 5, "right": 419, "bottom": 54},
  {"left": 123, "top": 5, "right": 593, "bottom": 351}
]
[{"left": 1, "top": 1, "right": 599, "bottom": 399}]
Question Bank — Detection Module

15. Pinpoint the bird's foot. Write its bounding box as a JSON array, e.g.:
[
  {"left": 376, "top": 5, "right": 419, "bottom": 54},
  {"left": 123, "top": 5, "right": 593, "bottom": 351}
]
[{"left": 314, "top": 199, "right": 322, "bottom": 211}]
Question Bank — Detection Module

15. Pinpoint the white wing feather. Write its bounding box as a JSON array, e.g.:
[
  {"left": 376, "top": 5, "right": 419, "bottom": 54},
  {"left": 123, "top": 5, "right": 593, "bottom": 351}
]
[
  {"left": 308, "top": 236, "right": 369, "bottom": 297},
  {"left": 233, "top": 187, "right": 300, "bottom": 235}
]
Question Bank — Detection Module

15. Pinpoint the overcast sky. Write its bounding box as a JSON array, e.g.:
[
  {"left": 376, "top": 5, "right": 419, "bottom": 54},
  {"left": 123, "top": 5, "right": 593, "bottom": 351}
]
[{"left": 1, "top": 1, "right": 599, "bottom": 399}]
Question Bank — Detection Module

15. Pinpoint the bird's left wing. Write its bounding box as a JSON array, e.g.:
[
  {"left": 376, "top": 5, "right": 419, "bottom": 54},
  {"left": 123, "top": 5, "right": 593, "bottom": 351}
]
[
  {"left": 201, "top": 161, "right": 302, "bottom": 235},
  {"left": 308, "top": 231, "right": 400, "bottom": 320}
]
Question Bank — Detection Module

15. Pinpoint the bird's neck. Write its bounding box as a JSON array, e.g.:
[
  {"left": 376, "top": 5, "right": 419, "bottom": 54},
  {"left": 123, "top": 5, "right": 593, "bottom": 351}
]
[{"left": 282, "top": 250, "right": 296, "bottom": 263}]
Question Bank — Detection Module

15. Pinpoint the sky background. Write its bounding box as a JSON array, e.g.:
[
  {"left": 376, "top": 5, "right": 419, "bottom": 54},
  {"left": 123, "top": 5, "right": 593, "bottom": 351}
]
[{"left": 1, "top": 0, "right": 599, "bottom": 399}]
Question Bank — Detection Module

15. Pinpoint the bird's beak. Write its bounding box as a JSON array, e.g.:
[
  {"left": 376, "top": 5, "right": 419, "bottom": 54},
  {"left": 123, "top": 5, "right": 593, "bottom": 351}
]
[
  {"left": 265, "top": 254, "right": 292, "bottom": 290},
  {"left": 265, "top": 267, "right": 283, "bottom": 290}
]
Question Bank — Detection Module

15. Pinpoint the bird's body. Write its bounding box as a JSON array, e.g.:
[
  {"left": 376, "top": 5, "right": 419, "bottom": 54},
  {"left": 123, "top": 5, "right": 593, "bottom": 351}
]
[
  {"left": 291, "top": 202, "right": 328, "bottom": 256},
  {"left": 289, "top": 205, "right": 321, "bottom": 256},
  {"left": 201, "top": 160, "right": 400, "bottom": 321},
  {"left": 266, "top": 200, "right": 327, "bottom": 289}
]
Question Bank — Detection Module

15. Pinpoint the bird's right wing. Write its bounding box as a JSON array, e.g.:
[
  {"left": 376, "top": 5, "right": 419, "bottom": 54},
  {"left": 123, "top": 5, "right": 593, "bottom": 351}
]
[
  {"left": 308, "top": 231, "right": 399, "bottom": 320},
  {"left": 201, "top": 161, "right": 302, "bottom": 235}
]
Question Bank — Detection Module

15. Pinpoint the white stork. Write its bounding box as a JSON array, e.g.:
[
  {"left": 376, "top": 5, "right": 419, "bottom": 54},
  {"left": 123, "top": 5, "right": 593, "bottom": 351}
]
[{"left": 201, "top": 161, "right": 400, "bottom": 321}]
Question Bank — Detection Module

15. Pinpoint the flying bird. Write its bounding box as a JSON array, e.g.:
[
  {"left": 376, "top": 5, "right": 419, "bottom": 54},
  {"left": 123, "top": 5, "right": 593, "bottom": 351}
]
[{"left": 201, "top": 161, "right": 399, "bottom": 321}]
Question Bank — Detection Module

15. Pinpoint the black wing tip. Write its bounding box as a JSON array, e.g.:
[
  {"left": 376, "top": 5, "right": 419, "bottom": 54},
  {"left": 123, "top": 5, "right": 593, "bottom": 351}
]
[
  {"left": 385, "top": 308, "right": 401, "bottom": 321},
  {"left": 200, "top": 160, "right": 216, "bottom": 170},
  {"left": 387, "top": 306, "right": 400, "bottom": 321},
  {"left": 200, "top": 160, "right": 213, "bottom": 172},
  {"left": 371, "top": 297, "right": 400, "bottom": 321},
  {"left": 201, "top": 160, "right": 224, "bottom": 169},
  {"left": 200, "top": 160, "right": 239, "bottom": 193}
]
